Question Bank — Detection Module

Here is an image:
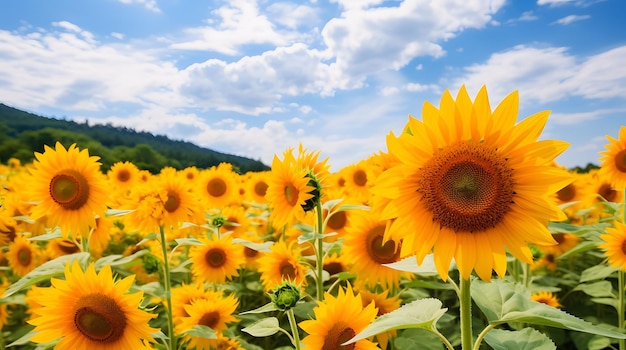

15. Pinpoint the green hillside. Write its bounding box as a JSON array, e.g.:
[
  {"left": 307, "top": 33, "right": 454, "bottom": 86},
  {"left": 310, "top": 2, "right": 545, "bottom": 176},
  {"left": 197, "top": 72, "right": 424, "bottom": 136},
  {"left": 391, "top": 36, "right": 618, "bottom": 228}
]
[{"left": 0, "top": 103, "right": 269, "bottom": 173}]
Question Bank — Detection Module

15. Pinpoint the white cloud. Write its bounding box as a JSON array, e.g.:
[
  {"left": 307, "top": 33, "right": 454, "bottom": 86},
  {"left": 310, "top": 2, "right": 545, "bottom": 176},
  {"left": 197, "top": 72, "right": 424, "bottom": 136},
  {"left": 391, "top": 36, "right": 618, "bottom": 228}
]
[
  {"left": 116, "top": 0, "right": 161, "bottom": 13},
  {"left": 321, "top": 0, "right": 505, "bottom": 87},
  {"left": 518, "top": 11, "right": 538, "bottom": 21},
  {"left": 550, "top": 108, "right": 626, "bottom": 125},
  {"left": 266, "top": 2, "right": 320, "bottom": 29},
  {"left": 454, "top": 44, "right": 626, "bottom": 106},
  {"left": 170, "top": 0, "right": 302, "bottom": 55},
  {"left": 537, "top": 0, "right": 575, "bottom": 6},
  {"left": 553, "top": 14, "right": 590, "bottom": 25}
]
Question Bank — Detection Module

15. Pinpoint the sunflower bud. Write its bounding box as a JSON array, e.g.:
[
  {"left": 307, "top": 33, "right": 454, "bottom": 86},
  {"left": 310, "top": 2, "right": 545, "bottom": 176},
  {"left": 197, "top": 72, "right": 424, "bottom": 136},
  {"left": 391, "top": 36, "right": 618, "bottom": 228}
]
[
  {"left": 270, "top": 282, "right": 301, "bottom": 311},
  {"left": 210, "top": 215, "right": 226, "bottom": 228},
  {"left": 142, "top": 253, "right": 160, "bottom": 274},
  {"left": 301, "top": 170, "right": 322, "bottom": 212}
]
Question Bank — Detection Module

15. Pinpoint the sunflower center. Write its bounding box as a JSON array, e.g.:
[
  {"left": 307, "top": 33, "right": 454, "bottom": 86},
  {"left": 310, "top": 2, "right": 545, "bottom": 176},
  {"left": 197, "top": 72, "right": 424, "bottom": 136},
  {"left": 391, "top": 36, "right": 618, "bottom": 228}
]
[
  {"left": 598, "top": 183, "right": 617, "bottom": 202},
  {"left": 205, "top": 248, "right": 227, "bottom": 268},
  {"left": 366, "top": 225, "right": 400, "bottom": 264},
  {"left": 553, "top": 233, "right": 565, "bottom": 245},
  {"left": 49, "top": 169, "right": 90, "bottom": 210},
  {"left": 324, "top": 262, "right": 343, "bottom": 276},
  {"left": 207, "top": 178, "right": 227, "bottom": 197},
  {"left": 164, "top": 191, "right": 180, "bottom": 213},
  {"left": 244, "top": 247, "right": 258, "bottom": 258},
  {"left": 116, "top": 169, "right": 131, "bottom": 182},
  {"left": 280, "top": 261, "right": 296, "bottom": 279},
  {"left": 419, "top": 141, "right": 514, "bottom": 233},
  {"left": 556, "top": 183, "right": 576, "bottom": 202},
  {"left": 327, "top": 211, "right": 347, "bottom": 231},
  {"left": 322, "top": 324, "right": 356, "bottom": 350},
  {"left": 284, "top": 183, "right": 299, "bottom": 206},
  {"left": 615, "top": 149, "right": 626, "bottom": 173},
  {"left": 198, "top": 311, "right": 220, "bottom": 329},
  {"left": 74, "top": 293, "right": 127, "bottom": 343},
  {"left": 254, "top": 181, "right": 269, "bottom": 197},
  {"left": 353, "top": 170, "right": 367, "bottom": 187},
  {"left": 621, "top": 240, "right": 626, "bottom": 256},
  {"left": 17, "top": 247, "right": 32, "bottom": 266},
  {"left": 58, "top": 239, "right": 80, "bottom": 254},
  {"left": 222, "top": 217, "right": 238, "bottom": 232}
]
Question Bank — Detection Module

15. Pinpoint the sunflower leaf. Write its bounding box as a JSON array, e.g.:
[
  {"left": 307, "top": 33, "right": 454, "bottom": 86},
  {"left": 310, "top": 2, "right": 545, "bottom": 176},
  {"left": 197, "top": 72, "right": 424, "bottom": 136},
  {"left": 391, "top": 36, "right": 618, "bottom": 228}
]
[
  {"left": 471, "top": 279, "right": 626, "bottom": 339},
  {"left": 3, "top": 252, "right": 90, "bottom": 298},
  {"left": 26, "top": 229, "right": 62, "bottom": 241},
  {"left": 241, "top": 317, "right": 281, "bottom": 337},
  {"left": 580, "top": 264, "right": 618, "bottom": 283},
  {"left": 182, "top": 325, "right": 217, "bottom": 339},
  {"left": 105, "top": 208, "right": 134, "bottom": 217},
  {"left": 384, "top": 254, "right": 445, "bottom": 276},
  {"left": 173, "top": 237, "right": 204, "bottom": 247},
  {"left": 483, "top": 328, "right": 556, "bottom": 350},
  {"left": 232, "top": 238, "right": 274, "bottom": 253},
  {"left": 335, "top": 204, "right": 370, "bottom": 212},
  {"left": 239, "top": 302, "right": 279, "bottom": 315},
  {"left": 573, "top": 281, "right": 614, "bottom": 298},
  {"left": 344, "top": 298, "right": 447, "bottom": 345}
]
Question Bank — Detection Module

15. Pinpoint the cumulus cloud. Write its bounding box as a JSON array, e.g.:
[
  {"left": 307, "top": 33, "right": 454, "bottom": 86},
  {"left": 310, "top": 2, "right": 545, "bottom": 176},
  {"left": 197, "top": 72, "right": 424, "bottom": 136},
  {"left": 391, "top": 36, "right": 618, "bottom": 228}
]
[
  {"left": 170, "top": 0, "right": 304, "bottom": 55},
  {"left": 453, "top": 44, "right": 626, "bottom": 106},
  {"left": 553, "top": 14, "right": 590, "bottom": 25}
]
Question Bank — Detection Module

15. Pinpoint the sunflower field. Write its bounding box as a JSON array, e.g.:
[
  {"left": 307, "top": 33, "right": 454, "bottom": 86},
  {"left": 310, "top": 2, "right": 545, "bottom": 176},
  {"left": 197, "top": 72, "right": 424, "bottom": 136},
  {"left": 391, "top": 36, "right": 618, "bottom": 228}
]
[{"left": 1, "top": 86, "right": 626, "bottom": 350}]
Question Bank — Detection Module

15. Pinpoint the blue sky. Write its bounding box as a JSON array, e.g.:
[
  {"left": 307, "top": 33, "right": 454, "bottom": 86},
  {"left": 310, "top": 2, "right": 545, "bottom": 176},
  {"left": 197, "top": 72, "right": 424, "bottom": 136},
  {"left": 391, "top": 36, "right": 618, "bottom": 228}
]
[{"left": 1, "top": 0, "right": 625, "bottom": 171}]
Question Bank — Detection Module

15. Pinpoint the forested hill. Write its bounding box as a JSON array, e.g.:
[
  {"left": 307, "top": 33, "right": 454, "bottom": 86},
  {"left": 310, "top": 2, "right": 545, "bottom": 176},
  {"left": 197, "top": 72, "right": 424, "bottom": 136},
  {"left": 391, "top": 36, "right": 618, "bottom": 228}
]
[{"left": 0, "top": 103, "right": 269, "bottom": 173}]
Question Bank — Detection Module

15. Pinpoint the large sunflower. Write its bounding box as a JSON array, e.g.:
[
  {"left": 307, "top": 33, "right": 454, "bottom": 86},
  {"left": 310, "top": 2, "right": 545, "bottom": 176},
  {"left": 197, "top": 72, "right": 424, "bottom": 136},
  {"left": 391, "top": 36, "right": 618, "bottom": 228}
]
[
  {"left": 599, "top": 125, "right": 626, "bottom": 191},
  {"left": 196, "top": 163, "right": 240, "bottom": 209},
  {"left": 28, "top": 261, "right": 158, "bottom": 349},
  {"left": 189, "top": 234, "right": 245, "bottom": 284},
  {"left": 342, "top": 210, "right": 410, "bottom": 289},
  {"left": 599, "top": 221, "right": 626, "bottom": 270},
  {"left": 299, "top": 284, "right": 379, "bottom": 350},
  {"left": 27, "top": 142, "right": 109, "bottom": 238},
  {"left": 370, "top": 86, "right": 572, "bottom": 281}
]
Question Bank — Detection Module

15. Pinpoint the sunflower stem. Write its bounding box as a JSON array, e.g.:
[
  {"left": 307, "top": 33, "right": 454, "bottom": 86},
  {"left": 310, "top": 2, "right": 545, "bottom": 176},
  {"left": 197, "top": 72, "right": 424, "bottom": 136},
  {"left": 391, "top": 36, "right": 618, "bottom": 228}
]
[
  {"left": 459, "top": 277, "right": 473, "bottom": 350},
  {"left": 620, "top": 187, "right": 626, "bottom": 350},
  {"left": 315, "top": 200, "right": 325, "bottom": 301},
  {"left": 158, "top": 226, "right": 177, "bottom": 350},
  {"left": 287, "top": 308, "right": 302, "bottom": 350}
]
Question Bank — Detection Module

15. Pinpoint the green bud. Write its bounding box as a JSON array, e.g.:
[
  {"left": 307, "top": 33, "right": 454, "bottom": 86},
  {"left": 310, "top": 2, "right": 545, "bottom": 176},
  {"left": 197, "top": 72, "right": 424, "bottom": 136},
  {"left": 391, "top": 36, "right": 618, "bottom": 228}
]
[
  {"left": 142, "top": 253, "right": 160, "bottom": 274},
  {"left": 301, "top": 170, "right": 322, "bottom": 212},
  {"left": 270, "top": 282, "right": 301, "bottom": 311},
  {"left": 211, "top": 215, "right": 226, "bottom": 228}
]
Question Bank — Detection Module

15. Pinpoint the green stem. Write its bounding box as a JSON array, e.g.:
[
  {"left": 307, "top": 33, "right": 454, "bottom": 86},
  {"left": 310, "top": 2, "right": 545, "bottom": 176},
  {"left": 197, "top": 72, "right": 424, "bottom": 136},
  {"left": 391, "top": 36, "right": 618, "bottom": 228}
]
[
  {"left": 315, "top": 200, "right": 325, "bottom": 301},
  {"left": 431, "top": 328, "right": 455, "bottom": 350},
  {"left": 159, "top": 226, "right": 176, "bottom": 350},
  {"left": 620, "top": 187, "right": 626, "bottom": 350},
  {"left": 460, "top": 277, "right": 473, "bottom": 350},
  {"left": 287, "top": 308, "right": 302, "bottom": 350},
  {"left": 473, "top": 323, "right": 496, "bottom": 350}
]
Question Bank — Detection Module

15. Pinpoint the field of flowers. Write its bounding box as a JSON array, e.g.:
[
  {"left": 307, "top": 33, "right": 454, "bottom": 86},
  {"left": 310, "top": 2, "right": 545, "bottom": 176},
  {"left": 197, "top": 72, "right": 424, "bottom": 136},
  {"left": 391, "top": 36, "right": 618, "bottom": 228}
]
[{"left": 1, "top": 86, "right": 626, "bottom": 350}]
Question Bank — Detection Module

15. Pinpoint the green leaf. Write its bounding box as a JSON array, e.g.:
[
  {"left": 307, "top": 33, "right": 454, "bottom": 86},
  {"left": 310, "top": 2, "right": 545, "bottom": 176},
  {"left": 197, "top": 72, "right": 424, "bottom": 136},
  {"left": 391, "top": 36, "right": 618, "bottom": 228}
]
[
  {"left": 580, "top": 264, "right": 618, "bottom": 283},
  {"left": 344, "top": 298, "right": 447, "bottom": 345},
  {"left": 472, "top": 279, "right": 626, "bottom": 339},
  {"left": 384, "top": 254, "right": 442, "bottom": 275},
  {"left": 394, "top": 328, "right": 444, "bottom": 350},
  {"left": 240, "top": 302, "right": 279, "bottom": 315},
  {"left": 174, "top": 237, "right": 204, "bottom": 247},
  {"left": 27, "top": 229, "right": 62, "bottom": 241},
  {"left": 322, "top": 198, "right": 344, "bottom": 211},
  {"left": 335, "top": 204, "right": 370, "bottom": 212},
  {"left": 241, "top": 317, "right": 282, "bottom": 337},
  {"left": 181, "top": 325, "right": 217, "bottom": 339},
  {"left": 232, "top": 238, "right": 274, "bottom": 253},
  {"left": 94, "top": 249, "right": 148, "bottom": 270},
  {"left": 573, "top": 281, "right": 614, "bottom": 298},
  {"left": 136, "top": 233, "right": 158, "bottom": 246},
  {"left": 3, "top": 252, "right": 90, "bottom": 298},
  {"left": 105, "top": 208, "right": 134, "bottom": 217},
  {"left": 484, "top": 328, "right": 556, "bottom": 350}
]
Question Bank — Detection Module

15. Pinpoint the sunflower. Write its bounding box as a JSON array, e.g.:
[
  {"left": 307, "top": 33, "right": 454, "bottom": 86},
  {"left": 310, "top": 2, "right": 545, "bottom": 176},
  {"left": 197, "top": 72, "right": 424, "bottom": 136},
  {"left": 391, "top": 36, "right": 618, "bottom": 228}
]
[
  {"left": 299, "top": 284, "right": 379, "bottom": 350},
  {"left": 370, "top": 86, "right": 572, "bottom": 281},
  {"left": 7, "top": 234, "right": 39, "bottom": 276},
  {"left": 257, "top": 240, "right": 308, "bottom": 291},
  {"left": 265, "top": 152, "right": 315, "bottom": 229},
  {"left": 0, "top": 211, "right": 17, "bottom": 246},
  {"left": 531, "top": 291, "right": 562, "bottom": 308},
  {"left": 46, "top": 238, "right": 81, "bottom": 259},
  {"left": 245, "top": 171, "right": 270, "bottom": 204},
  {"left": 219, "top": 204, "right": 251, "bottom": 237},
  {"left": 189, "top": 234, "right": 245, "bottom": 284},
  {"left": 175, "top": 295, "right": 239, "bottom": 349},
  {"left": 27, "top": 142, "right": 109, "bottom": 238},
  {"left": 172, "top": 283, "right": 224, "bottom": 322},
  {"left": 340, "top": 160, "right": 373, "bottom": 204},
  {"left": 28, "top": 261, "right": 158, "bottom": 349},
  {"left": 535, "top": 233, "right": 580, "bottom": 257},
  {"left": 343, "top": 210, "right": 411, "bottom": 289},
  {"left": 107, "top": 161, "right": 139, "bottom": 192},
  {"left": 599, "top": 221, "right": 626, "bottom": 270},
  {"left": 89, "top": 215, "right": 114, "bottom": 257},
  {"left": 197, "top": 163, "right": 239, "bottom": 209},
  {"left": 599, "top": 125, "right": 626, "bottom": 190}
]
